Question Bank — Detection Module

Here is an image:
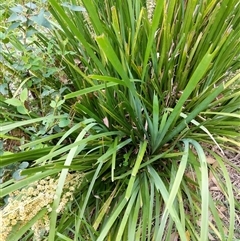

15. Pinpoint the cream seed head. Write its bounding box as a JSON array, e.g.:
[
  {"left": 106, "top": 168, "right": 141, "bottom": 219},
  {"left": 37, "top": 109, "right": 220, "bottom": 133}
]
[
  {"left": 69, "top": 186, "right": 75, "bottom": 191},
  {"left": 39, "top": 179, "right": 46, "bottom": 185},
  {"left": 65, "top": 192, "right": 72, "bottom": 197},
  {"left": 11, "top": 219, "right": 17, "bottom": 226},
  {"left": 1, "top": 172, "right": 83, "bottom": 240},
  {"left": 146, "top": 0, "right": 156, "bottom": 22}
]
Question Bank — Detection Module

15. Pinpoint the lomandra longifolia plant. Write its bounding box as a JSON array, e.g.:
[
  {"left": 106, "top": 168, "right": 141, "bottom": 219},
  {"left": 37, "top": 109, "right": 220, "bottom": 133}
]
[{"left": 1, "top": 0, "right": 240, "bottom": 240}]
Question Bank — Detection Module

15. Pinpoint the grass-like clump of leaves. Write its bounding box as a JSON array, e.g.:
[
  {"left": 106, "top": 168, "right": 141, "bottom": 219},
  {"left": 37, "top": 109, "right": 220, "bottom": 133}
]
[{"left": 0, "top": 0, "right": 240, "bottom": 240}]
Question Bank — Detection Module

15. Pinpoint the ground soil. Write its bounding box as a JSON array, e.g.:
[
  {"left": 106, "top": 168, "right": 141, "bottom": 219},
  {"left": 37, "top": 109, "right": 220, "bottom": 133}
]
[{"left": 209, "top": 148, "right": 240, "bottom": 240}]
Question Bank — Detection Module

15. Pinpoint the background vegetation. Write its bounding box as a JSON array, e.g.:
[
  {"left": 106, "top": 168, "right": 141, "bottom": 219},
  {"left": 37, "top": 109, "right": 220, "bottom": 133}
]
[{"left": 0, "top": 0, "right": 240, "bottom": 240}]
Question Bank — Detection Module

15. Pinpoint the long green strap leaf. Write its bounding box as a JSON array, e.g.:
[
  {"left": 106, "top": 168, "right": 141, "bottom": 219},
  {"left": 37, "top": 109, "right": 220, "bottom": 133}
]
[
  {"left": 183, "top": 139, "right": 209, "bottom": 241},
  {"left": 1, "top": 115, "right": 65, "bottom": 134},
  {"left": 64, "top": 82, "right": 118, "bottom": 100},
  {"left": 48, "top": 122, "right": 97, "bottom": 240},
  {"left": 48, "top": 0, "right": 106, "bottom": 74},
  {"left": 142, "top": 0, "right": 164, "bottom": 79},
  {"left": 95, "top": 34, "right": 133, "bottom": 91},
  {"left": 153, "top": 49, "right": 214, "bottom": 152},
  {"left": 157, "top": 140, "right": 188, "bottom": 240},
  {"left": 148, "top": 165, "right": 187, "bottom": 241},
  {"left": 125, "top": 140, "right": 147, "bottom": 200}
]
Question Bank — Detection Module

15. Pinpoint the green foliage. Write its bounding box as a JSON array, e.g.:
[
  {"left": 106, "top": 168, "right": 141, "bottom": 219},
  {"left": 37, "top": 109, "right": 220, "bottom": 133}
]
[
  {"left": 1, "top": 0, "right": 240, "bottom": 240},
  {"left": 0, "top": 0, "right": 70, "bottom": 119}
]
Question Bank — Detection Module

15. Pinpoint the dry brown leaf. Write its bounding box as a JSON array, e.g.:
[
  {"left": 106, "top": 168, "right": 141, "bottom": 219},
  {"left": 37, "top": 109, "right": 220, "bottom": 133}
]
[
  {"left": 170, "top": 232, "right": 179, "bottom": 241},
  {"left": 206, "top": 156, "right": 216, "bottom": 164},
  {"left": 185, "top": 230, "right": 191, "bottom": 241},
  {"left": 212, "top": 161, "right": 219, "bottom": 169},
  {"left": 208, "top": 232, "right": 215, "bottom": 240},
  {"left": 210, "top": 186, "right": 221, "bottom": 191},
  {"left": 103, "top": 117, "right": 109, "bottom": 127},
  {"left": 211, "top": 176, "right": 222, "bottom": 190},
  {"left": 209, "top": 170, "right": 214, "bottom": 180}
]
